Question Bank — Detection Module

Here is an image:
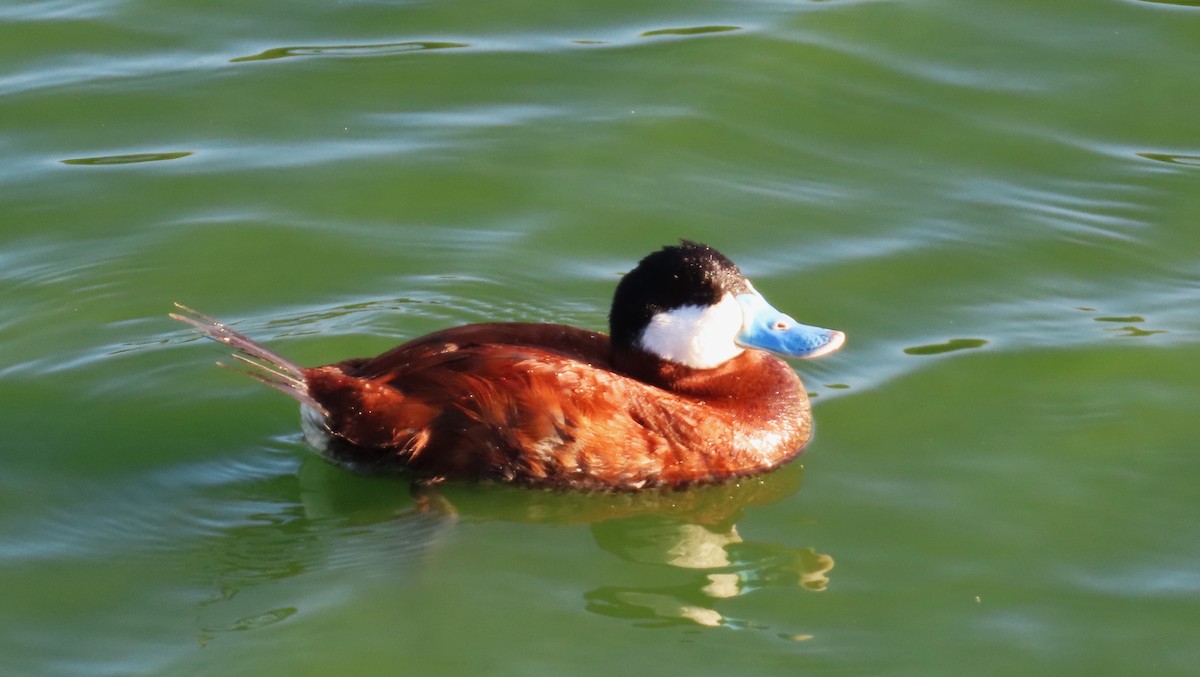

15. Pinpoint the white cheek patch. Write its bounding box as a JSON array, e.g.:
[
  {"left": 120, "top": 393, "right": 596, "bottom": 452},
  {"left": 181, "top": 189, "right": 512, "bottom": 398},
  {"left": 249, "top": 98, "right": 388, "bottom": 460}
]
[{"left": 638, "top": 292, "right": 745, "bottom": 369}]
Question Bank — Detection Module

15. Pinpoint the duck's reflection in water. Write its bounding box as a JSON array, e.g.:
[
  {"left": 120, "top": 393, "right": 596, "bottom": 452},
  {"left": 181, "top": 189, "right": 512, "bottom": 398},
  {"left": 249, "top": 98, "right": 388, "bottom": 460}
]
[
  {"left": 427, "top": 462, "right": 834, "bottom": 629},
  {"left": 196, "top": 455, "right": 831, "bottom": 638},
  {"left": 587, "top": 517, "right": 833, "bottom": 628}
]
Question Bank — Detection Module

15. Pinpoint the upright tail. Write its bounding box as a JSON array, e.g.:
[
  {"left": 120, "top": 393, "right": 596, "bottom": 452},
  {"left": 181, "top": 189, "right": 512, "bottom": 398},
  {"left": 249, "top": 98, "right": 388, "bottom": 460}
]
[{"left": 170, "top": 303, "right": 329, "bottom": 417}]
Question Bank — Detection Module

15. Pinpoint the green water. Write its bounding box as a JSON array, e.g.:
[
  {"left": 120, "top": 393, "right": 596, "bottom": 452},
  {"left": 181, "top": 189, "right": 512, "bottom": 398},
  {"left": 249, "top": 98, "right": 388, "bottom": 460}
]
[{"left": 3, "top": 0, "right": 1199, "bottom": 674}]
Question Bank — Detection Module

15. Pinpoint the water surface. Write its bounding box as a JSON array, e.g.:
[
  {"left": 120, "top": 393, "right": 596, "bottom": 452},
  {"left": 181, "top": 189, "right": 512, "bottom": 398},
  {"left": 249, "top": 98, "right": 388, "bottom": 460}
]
[{"left": 2, "top": 0, "right": 1199, "bottom": 674}]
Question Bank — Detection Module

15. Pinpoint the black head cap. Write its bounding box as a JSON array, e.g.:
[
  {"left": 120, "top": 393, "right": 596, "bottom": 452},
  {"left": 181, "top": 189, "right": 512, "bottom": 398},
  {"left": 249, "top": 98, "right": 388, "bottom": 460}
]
[{"left": 609, "top": 241, "right": 751, "bottom": 350}]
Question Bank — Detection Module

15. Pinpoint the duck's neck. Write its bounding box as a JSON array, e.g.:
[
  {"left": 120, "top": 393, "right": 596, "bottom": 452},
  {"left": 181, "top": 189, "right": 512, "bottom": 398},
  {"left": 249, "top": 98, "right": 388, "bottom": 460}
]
[{"left": 613, "top": 347, "right": 802, "bottom": 401}]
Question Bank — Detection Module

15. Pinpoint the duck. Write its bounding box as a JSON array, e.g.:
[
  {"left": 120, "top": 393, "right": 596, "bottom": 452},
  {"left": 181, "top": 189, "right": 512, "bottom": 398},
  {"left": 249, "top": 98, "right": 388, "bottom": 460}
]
[{"left": 172, "top": 241, "right": 844, "bottom": 491}]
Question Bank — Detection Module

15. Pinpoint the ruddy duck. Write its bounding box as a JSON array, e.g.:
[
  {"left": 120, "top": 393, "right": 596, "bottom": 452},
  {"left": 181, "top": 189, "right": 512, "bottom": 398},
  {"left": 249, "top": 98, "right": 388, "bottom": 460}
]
[{"left": 172, "top": 241, "right": 844, "bottom": 490}]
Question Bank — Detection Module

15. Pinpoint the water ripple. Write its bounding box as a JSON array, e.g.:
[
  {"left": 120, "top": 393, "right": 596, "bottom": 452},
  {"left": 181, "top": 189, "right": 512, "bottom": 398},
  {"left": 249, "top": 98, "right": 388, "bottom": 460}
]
[
  {"left": 0, "top": 0, "right": 116, "bottom": 21},
  {"left": 0, "top": 449, "right": 301, "bottom": 563},
  {"left": 903, "top": 338, "right": 988, "bottom": 356},
  {"left": 640, "top": 25, "right": 741, "bottom": 38},
  {"left": 0, "top": 51, "right": 221, "bottom": 98},
  {"left": 60, "top": 151, "right": 192, "bottom": 166},
  {"left": 231, "top": 41, "right": 469, "bottom": 63},
  {"left": 1137, "top": 152, "right": 1200, "bottom": 168},
  {"left": 224, "top": 22, "right": 750, "bottom": 66}
]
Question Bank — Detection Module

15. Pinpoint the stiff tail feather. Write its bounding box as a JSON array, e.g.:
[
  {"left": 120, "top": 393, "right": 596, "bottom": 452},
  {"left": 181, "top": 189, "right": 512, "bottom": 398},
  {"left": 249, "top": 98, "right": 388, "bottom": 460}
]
[{"left": 170, "top": 303, "right": 329, "bottom": 417}]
